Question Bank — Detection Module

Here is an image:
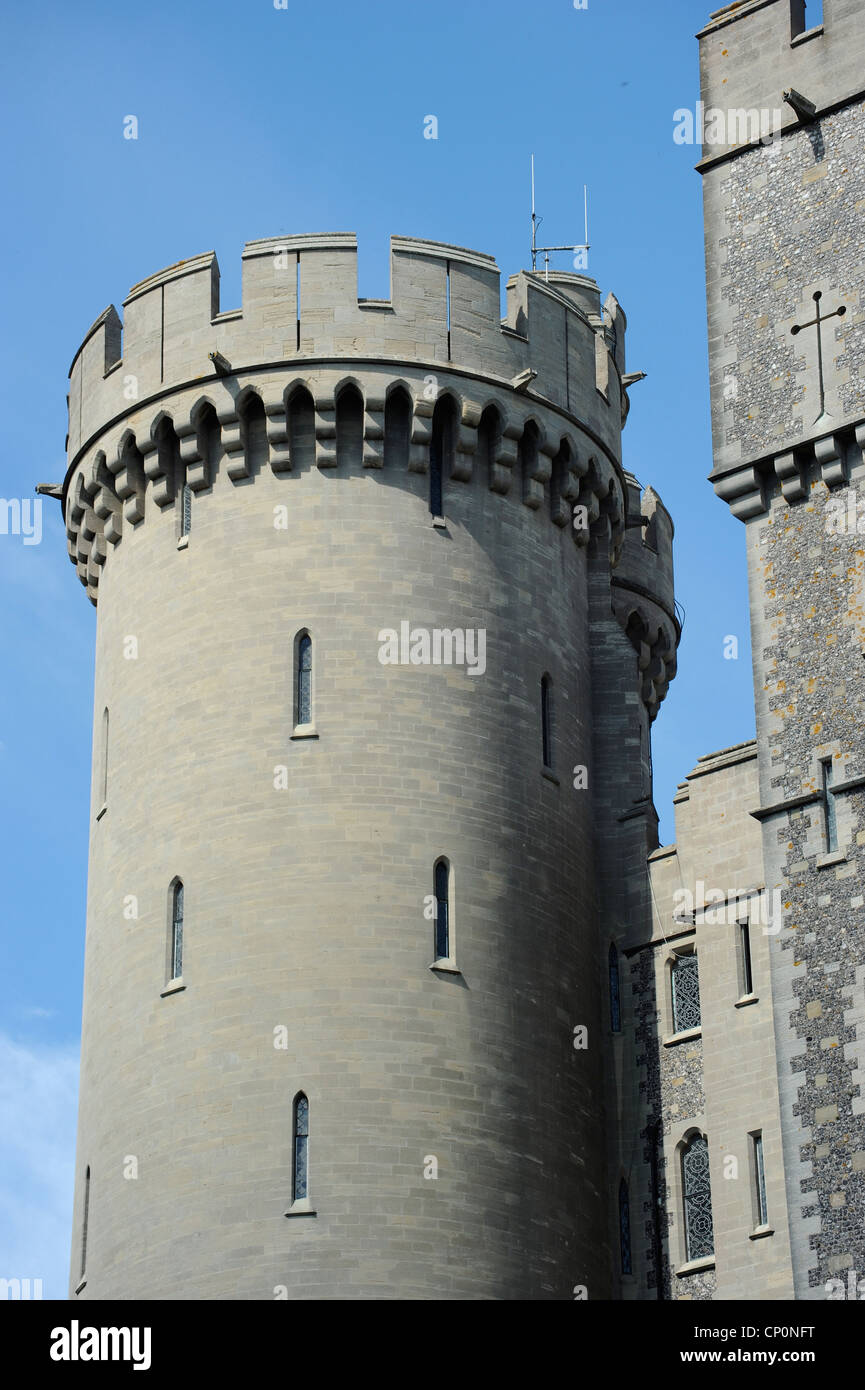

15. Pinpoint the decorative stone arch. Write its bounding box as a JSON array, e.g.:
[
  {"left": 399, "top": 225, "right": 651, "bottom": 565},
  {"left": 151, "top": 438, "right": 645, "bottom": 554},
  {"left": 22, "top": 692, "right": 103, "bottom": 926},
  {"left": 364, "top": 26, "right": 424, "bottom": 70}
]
[
  {"left": 228, "top": 385, "right": 268, "bottom": 482},
  {"left": 383, "top": 380, "right": 413, "bottom": 472},
  {"left": 285, "top": 380, "right": 316, "bottom": 473},
  {"left": 333, "top": 378, "right": 365, "bottom": 472},
  {"left": 110, "top": 427, "right": 147, "bottom": 527},
  {"left": 91, "top": 449, "right": 122, "bottom": 549},
  {"left": 186, "top": 394, "right": 223, "bottom": 491},
  {"left": 141, "top": 409, "right": 181, "bottom": 508}
]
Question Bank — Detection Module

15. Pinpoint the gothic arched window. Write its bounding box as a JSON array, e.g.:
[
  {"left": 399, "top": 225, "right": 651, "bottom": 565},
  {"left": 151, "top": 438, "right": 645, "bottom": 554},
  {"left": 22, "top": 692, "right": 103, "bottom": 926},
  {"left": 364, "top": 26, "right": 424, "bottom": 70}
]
[
  {"left": 295, "top": 632, "right": 313, "bottom": 727},
  {"left": 434, "top": 859, "right": 450, "bottom": 961},
  {"left": 671, "top": 951, "right": 701, "bottom": 1033},
  {"left": 293, "top": 1093, "right": 309, "bottom": 1202},
  {"left": 609, "top": 943, "right": 621, "bottom": 1033},
  {"left": 682, "top": 1133, "right": 714, "bottom": 1262},
  {"left": 541, "top": 674, "right": 553, "bottom": 770},
  {"left": 170, "top": 880, "right": 184, "bottom": 981},
  {"left": 619, "top": 1178, "right": 632, "bottom": 1275}
]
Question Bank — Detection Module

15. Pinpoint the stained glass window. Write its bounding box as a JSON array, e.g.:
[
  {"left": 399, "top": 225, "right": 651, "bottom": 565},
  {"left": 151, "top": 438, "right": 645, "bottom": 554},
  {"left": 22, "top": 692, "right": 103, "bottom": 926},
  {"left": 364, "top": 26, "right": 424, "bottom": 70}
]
[
  {"left": 609, "top": 943, "right": 621, "bottom": 1032},
  {"left": 619, "top": 1178, "right": 632, "bottom": 1275},
  {"left": 171, "top": 881, "right": 184, "bottom": 981},
  {"left": 297, "top": 634, "right": 312, "bottom": 726},
  {"left": 672, "top": 952, "right": 701, "bottom": 1033},
  {"left": 682, "top": 1134, "right": 714, "bottom": 1261},
  {"left": 435, "top": 860, "right": 449, "bottom": 961},
  {"left": 294, "top": 1094, "right": 309, "bottom": 1202}
]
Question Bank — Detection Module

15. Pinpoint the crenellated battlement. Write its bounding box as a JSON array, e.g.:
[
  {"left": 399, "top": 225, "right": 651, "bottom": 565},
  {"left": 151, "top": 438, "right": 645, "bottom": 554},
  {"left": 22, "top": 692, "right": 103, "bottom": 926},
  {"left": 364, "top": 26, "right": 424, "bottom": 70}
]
[
  {"left": 59, "top": 231, "right": 676, "bottom": 715},
  {"left": 66, "top": 233, "right": 628, "bottom": 464}
]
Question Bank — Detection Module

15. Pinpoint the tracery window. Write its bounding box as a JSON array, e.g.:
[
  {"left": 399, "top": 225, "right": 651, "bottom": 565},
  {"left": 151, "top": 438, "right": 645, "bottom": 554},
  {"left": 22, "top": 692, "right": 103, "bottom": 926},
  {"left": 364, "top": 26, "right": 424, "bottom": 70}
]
[
  {"left": 682, "top": 1133, "right": 714, "bottom": 1261},
  {"left": 671, "top": 952, "right": 701, "bottom": 1033}
]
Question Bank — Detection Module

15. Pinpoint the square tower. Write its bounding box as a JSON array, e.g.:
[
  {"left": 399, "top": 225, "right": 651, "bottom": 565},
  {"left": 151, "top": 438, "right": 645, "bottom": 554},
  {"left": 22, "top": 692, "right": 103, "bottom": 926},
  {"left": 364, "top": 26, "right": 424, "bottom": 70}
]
[{"left": 697, "top": 0, "right": 865, "bottom": 1297}]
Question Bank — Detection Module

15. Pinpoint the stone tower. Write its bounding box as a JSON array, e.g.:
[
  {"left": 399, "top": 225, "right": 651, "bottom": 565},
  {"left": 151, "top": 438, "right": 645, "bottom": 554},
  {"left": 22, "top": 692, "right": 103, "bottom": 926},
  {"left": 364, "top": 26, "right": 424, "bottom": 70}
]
[
  {"left": 56, "top": 233, "right": 677, "bottom": 1299},
  {"left": 698, "top": 0, "right": 865, "bottom": 1296}
]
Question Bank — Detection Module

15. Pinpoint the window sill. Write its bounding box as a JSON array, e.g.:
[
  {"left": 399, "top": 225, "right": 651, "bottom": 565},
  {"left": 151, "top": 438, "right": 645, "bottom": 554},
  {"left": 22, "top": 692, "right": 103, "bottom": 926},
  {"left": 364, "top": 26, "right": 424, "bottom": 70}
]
[
  {"left": 430, "top": 959, "right": 461, "bottom": 975},
  {"left": 675, "top": 1256, "right": 715, "bottom": 1277},
  {"left": 663, "top": 1027, "right": 702, "bottom": 1047},
  {"left": 749, "top": 1225, "right": 774, "bottom": 1241},
  {"left": 735, "top": 993, "right": 759, "bottom": 1009},
  {"left": 284, "top": 1200, "right": 316, "bottom": 1218},
  {"left": 74, "top": 1278, "right": 87, "bottom": 1295},
  {"left": 791, "top": 24, "right": 823, "bottom": 48},
  {"left": 290, "top": 725, "right": 318, "bottom": 740},
  {"left": 541, "top": 766, "right": 560, "bottom": 785},
  {"left": 161, "top": 978, "right": 186, "bottom": 997},
  {"left": 95, "top": 803, "right": 107, "bottom": 822},
  {"left": 817, "top": 850, "right": 846, "bottom": 869},
  {"left": 177, "top": 534, "right": 189, "bottom": 551},
  {"left": 431, "top": 515, "right": 447, "bottom": 529}
]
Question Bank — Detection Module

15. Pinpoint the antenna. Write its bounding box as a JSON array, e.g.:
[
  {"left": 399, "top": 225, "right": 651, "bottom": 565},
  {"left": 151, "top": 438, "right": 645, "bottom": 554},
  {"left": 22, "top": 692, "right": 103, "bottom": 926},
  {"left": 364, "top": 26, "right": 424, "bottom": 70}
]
[{"left": 530, "top": 153, "right": 591, "bottom": 280}]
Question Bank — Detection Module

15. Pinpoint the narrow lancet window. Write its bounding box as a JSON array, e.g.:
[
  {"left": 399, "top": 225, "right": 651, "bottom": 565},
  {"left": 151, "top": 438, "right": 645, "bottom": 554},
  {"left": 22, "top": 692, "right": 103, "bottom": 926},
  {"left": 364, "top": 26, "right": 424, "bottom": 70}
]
[
  {"left": 297, "top": 633, "right": 312, "bottom": 726},
  {"left": 180, "top": 482, "right": 192, "bottom": 537},
  {"left": 541, "top": 674, "right": 553, "bottom": 770},
  {"left": 619, "top": 1178, "right": 632, "bottom": 1275},
  {"left": 609, "top": 943, "right": 621, "bottom": 1032},
  {"left": 293, "top": 1093, "right": 309, "bottom": 1202},
  {"left": 171, "top": 881, "right": 184, "bottom": 981},
  {"left": 434, "top": 859, "right": 450, "bottom": 961},
  {"left": 753, "top": 1132, "right": 768, "bottom": 1227},
  {"left": 100, "top": 707, "right": 109, "bottom": 808},
  {"left": 80, "top": 1165, "right": 90, "bottom": 1281}
]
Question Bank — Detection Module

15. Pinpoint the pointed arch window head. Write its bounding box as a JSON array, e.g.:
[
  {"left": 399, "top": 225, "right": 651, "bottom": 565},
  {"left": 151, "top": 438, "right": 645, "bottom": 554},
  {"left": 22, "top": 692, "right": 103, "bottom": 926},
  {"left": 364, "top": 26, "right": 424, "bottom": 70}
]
[
  {"left": 682, "top": 1133, "right": 714, "bottom": 1262},
  {"left": 434, "top": 859, "right": 450, "bottom": 962},
  {"left": 619, "top": 1178, "right": 632, "bottom": 1276},
  {"left": 170, "top": 881, "right": 184, "bottom": 981},
  {"left": 293, "top": 1092, "right": 309, "bottom": 1202},
  {"left": 609, "top": 943, "right": 621, "bottom": 1032}
]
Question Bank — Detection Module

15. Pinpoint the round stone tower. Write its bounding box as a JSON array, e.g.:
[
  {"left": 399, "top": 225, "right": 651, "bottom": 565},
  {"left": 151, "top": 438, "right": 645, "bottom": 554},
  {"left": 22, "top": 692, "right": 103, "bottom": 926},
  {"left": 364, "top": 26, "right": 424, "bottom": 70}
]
[{"left": 59, "top": 233, "right": 677, "bottom": 1300}]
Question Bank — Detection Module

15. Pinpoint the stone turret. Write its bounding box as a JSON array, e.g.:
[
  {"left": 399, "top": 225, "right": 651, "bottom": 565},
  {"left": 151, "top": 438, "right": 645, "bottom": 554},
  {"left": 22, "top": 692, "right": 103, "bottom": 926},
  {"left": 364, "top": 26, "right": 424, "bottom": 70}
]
[{"left": 58, "top": 232, "right": 678, "bottom": 1301}]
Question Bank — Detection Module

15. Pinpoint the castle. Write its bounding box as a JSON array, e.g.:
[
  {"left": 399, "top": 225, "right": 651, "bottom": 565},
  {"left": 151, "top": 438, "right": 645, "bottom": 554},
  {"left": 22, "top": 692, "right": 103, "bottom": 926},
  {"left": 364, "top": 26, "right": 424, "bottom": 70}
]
[{"left": 46, "top": 0, "right": 862, "bottom": 1299}]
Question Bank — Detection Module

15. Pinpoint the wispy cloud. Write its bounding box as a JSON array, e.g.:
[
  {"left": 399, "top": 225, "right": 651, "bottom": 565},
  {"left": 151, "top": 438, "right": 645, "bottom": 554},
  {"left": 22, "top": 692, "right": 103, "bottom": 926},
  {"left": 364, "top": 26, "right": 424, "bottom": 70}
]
[{"left": 0, "top": 1032, "right": 79, "bottom": 1299}]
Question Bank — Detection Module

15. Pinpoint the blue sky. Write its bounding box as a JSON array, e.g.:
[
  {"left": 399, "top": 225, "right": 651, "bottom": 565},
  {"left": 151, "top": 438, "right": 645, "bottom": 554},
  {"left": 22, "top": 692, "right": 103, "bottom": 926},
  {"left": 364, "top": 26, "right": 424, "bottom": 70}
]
[{"left": 0, "top": 0, "right": 756, "bottom": 1297}]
